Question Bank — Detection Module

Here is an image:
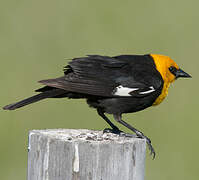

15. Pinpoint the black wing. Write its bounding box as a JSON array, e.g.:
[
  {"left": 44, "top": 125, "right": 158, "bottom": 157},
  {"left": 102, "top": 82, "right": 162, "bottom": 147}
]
[{"left": 39, "top": 55, "right": 163, "bottom": 97}]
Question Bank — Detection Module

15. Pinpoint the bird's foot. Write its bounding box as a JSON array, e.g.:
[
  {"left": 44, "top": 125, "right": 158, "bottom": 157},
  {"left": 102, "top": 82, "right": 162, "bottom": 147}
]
[
  {"left": 119, "top": 132, "right": 137, "bottom": 138},
  {"left": 103, "top": 128, "right": 123, "bottom": 135},
  {"left": 103, "top": 128, "right": 155, "bottom": 159},
  {"left": 136, "top": 132, "right": 156, "bottom": 159},
  {"left": 103, "top": 128, "right": 136, "bottom": 138}
]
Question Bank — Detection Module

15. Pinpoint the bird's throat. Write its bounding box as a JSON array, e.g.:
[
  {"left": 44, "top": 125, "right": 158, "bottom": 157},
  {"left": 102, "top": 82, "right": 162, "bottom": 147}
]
[{"left": 153, "top": 82, "right": 170, "bottom": 106}]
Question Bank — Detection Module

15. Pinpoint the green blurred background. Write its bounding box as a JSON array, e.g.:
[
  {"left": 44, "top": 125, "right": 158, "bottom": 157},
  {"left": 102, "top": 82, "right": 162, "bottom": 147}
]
[{"left": 0, "top": 0, "right": 198, "bottom": 179}]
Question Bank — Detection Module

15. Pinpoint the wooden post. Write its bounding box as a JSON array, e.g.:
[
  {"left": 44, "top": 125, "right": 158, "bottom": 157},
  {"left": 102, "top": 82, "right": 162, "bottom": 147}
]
[{"left": 27, "top": 129, "right": 146, "bottom": 180}]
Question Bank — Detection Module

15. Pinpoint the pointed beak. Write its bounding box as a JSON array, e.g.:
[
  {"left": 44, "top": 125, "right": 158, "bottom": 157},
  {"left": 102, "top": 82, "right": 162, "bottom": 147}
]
[{"left": 175, "top": 68, "right": 192, "bottom": 79}]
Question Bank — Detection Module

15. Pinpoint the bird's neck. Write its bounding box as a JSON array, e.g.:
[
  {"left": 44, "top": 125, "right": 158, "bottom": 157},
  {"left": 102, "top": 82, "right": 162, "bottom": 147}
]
[{"left": 153, "top": 82, "right": 170, "bottom": 106}]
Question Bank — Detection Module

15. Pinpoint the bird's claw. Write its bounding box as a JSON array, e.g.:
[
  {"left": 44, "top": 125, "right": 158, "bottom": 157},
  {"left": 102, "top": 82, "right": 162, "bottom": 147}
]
[
  {"left": 103, "top": 128, "right": 137, "bottom": 138},
  {"left": 137, "top": 135, "right": 155, "bottom": 159},
  {"left": 103, "top": 128, "right": 155, "bottom": 159},
  {"left": 147, "top": 140, "right": 156, "bottom": 159},
  {"left": 103, "top": 128, "right": 123, "bottom": 134},
  {"left": 119, "top": 132, "right": 137, "bottom": 138}
]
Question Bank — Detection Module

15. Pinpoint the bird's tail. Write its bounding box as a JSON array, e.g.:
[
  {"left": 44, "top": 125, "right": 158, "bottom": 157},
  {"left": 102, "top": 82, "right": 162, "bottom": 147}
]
[{"left": 3, "top": 89, "right": 66, "bottom": 110}]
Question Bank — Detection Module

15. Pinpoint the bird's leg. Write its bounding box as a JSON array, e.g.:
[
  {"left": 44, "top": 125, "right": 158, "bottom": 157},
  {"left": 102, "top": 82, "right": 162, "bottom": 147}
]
[
  {"left": 113, "top": 114, "right": 156, "bottom": 159},
  {"left": 97, "top": 109, "right": 122, "bottom": 134}
]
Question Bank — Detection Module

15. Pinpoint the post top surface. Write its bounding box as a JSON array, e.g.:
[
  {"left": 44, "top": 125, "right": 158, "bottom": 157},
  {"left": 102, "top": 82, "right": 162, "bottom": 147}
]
[{"left": 29, "top": 129, "right": 145, "bottom": 144}]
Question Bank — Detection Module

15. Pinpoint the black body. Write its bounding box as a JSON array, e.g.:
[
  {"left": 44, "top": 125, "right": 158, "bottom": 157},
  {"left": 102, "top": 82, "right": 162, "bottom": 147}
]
[{"left": 38, "top": 55, "right": 164, "bottom": 114}]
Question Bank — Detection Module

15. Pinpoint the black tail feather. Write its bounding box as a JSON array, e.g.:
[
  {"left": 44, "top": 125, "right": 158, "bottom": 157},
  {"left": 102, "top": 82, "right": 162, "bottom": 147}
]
[{"left": 3, "top": 89, "right": 66, "bottom": 110}]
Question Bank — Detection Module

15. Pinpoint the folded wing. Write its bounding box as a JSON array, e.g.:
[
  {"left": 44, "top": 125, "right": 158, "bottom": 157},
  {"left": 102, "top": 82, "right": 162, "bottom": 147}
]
[{"left": 39, "top": 55, "right": 163, "bottom": 97}]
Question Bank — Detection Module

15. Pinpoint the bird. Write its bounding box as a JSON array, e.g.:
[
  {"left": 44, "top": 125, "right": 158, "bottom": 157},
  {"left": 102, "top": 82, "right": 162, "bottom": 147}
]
[{"left": 3, "top": 54, "right": 191, "bottom": 159}]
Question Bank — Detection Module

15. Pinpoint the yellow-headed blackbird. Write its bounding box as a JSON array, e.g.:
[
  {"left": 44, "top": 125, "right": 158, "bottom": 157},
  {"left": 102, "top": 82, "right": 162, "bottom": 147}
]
[{"left": 3, "top": 54, "right": 191, "bottom": 158}]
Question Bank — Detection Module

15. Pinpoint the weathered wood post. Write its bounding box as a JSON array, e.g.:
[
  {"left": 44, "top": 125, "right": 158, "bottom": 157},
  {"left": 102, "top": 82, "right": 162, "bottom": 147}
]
[{"left": 27, "top": 129, "right": 146, "bottom": 180}]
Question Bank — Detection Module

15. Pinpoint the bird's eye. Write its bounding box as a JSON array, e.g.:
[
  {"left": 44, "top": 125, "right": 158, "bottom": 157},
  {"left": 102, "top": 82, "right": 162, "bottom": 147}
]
[{"left": 169, "top": 66, "right": 177, "bottom": 74}]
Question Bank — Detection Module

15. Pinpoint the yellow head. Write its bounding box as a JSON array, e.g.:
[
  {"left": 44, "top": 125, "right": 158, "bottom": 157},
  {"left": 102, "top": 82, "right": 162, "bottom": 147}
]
[
  {"left": 150, "top": 54, "right": 191, "bottom": 105},
  {"left": 150, "top": 54, "right": 191, "bottom": 83}
]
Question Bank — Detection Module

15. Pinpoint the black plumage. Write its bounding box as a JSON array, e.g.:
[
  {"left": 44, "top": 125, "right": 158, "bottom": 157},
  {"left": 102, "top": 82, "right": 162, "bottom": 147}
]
[
  {"left": 3, "top": 54, "right": 166, "bottom": 158},
  {"left": 38, "top": 55, "right": 163, "bottom": 113}
]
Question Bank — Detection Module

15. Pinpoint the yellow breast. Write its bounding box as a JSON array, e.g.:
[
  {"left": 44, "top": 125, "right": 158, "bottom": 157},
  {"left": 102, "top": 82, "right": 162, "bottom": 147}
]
[{"left": 153, "top": 82, "right": 170, "bottom": 105}]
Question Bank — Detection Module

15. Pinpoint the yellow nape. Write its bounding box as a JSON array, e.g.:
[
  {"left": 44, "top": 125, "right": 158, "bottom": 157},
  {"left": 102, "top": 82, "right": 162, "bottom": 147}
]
[{"left": 150, "top": 54, "right": 179, "bottom": 106}]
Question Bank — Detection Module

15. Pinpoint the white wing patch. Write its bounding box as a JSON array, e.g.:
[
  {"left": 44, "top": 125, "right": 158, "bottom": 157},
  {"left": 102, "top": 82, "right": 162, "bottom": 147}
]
[
  {"left": 114, "top": 85, "right": 155, "bottom": 96},
  {"left": 114, "top": 85, "right": 139, "bottom": 96},
  {"left": 139, "top": 86, "right": 155, "bottom": 94}
]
